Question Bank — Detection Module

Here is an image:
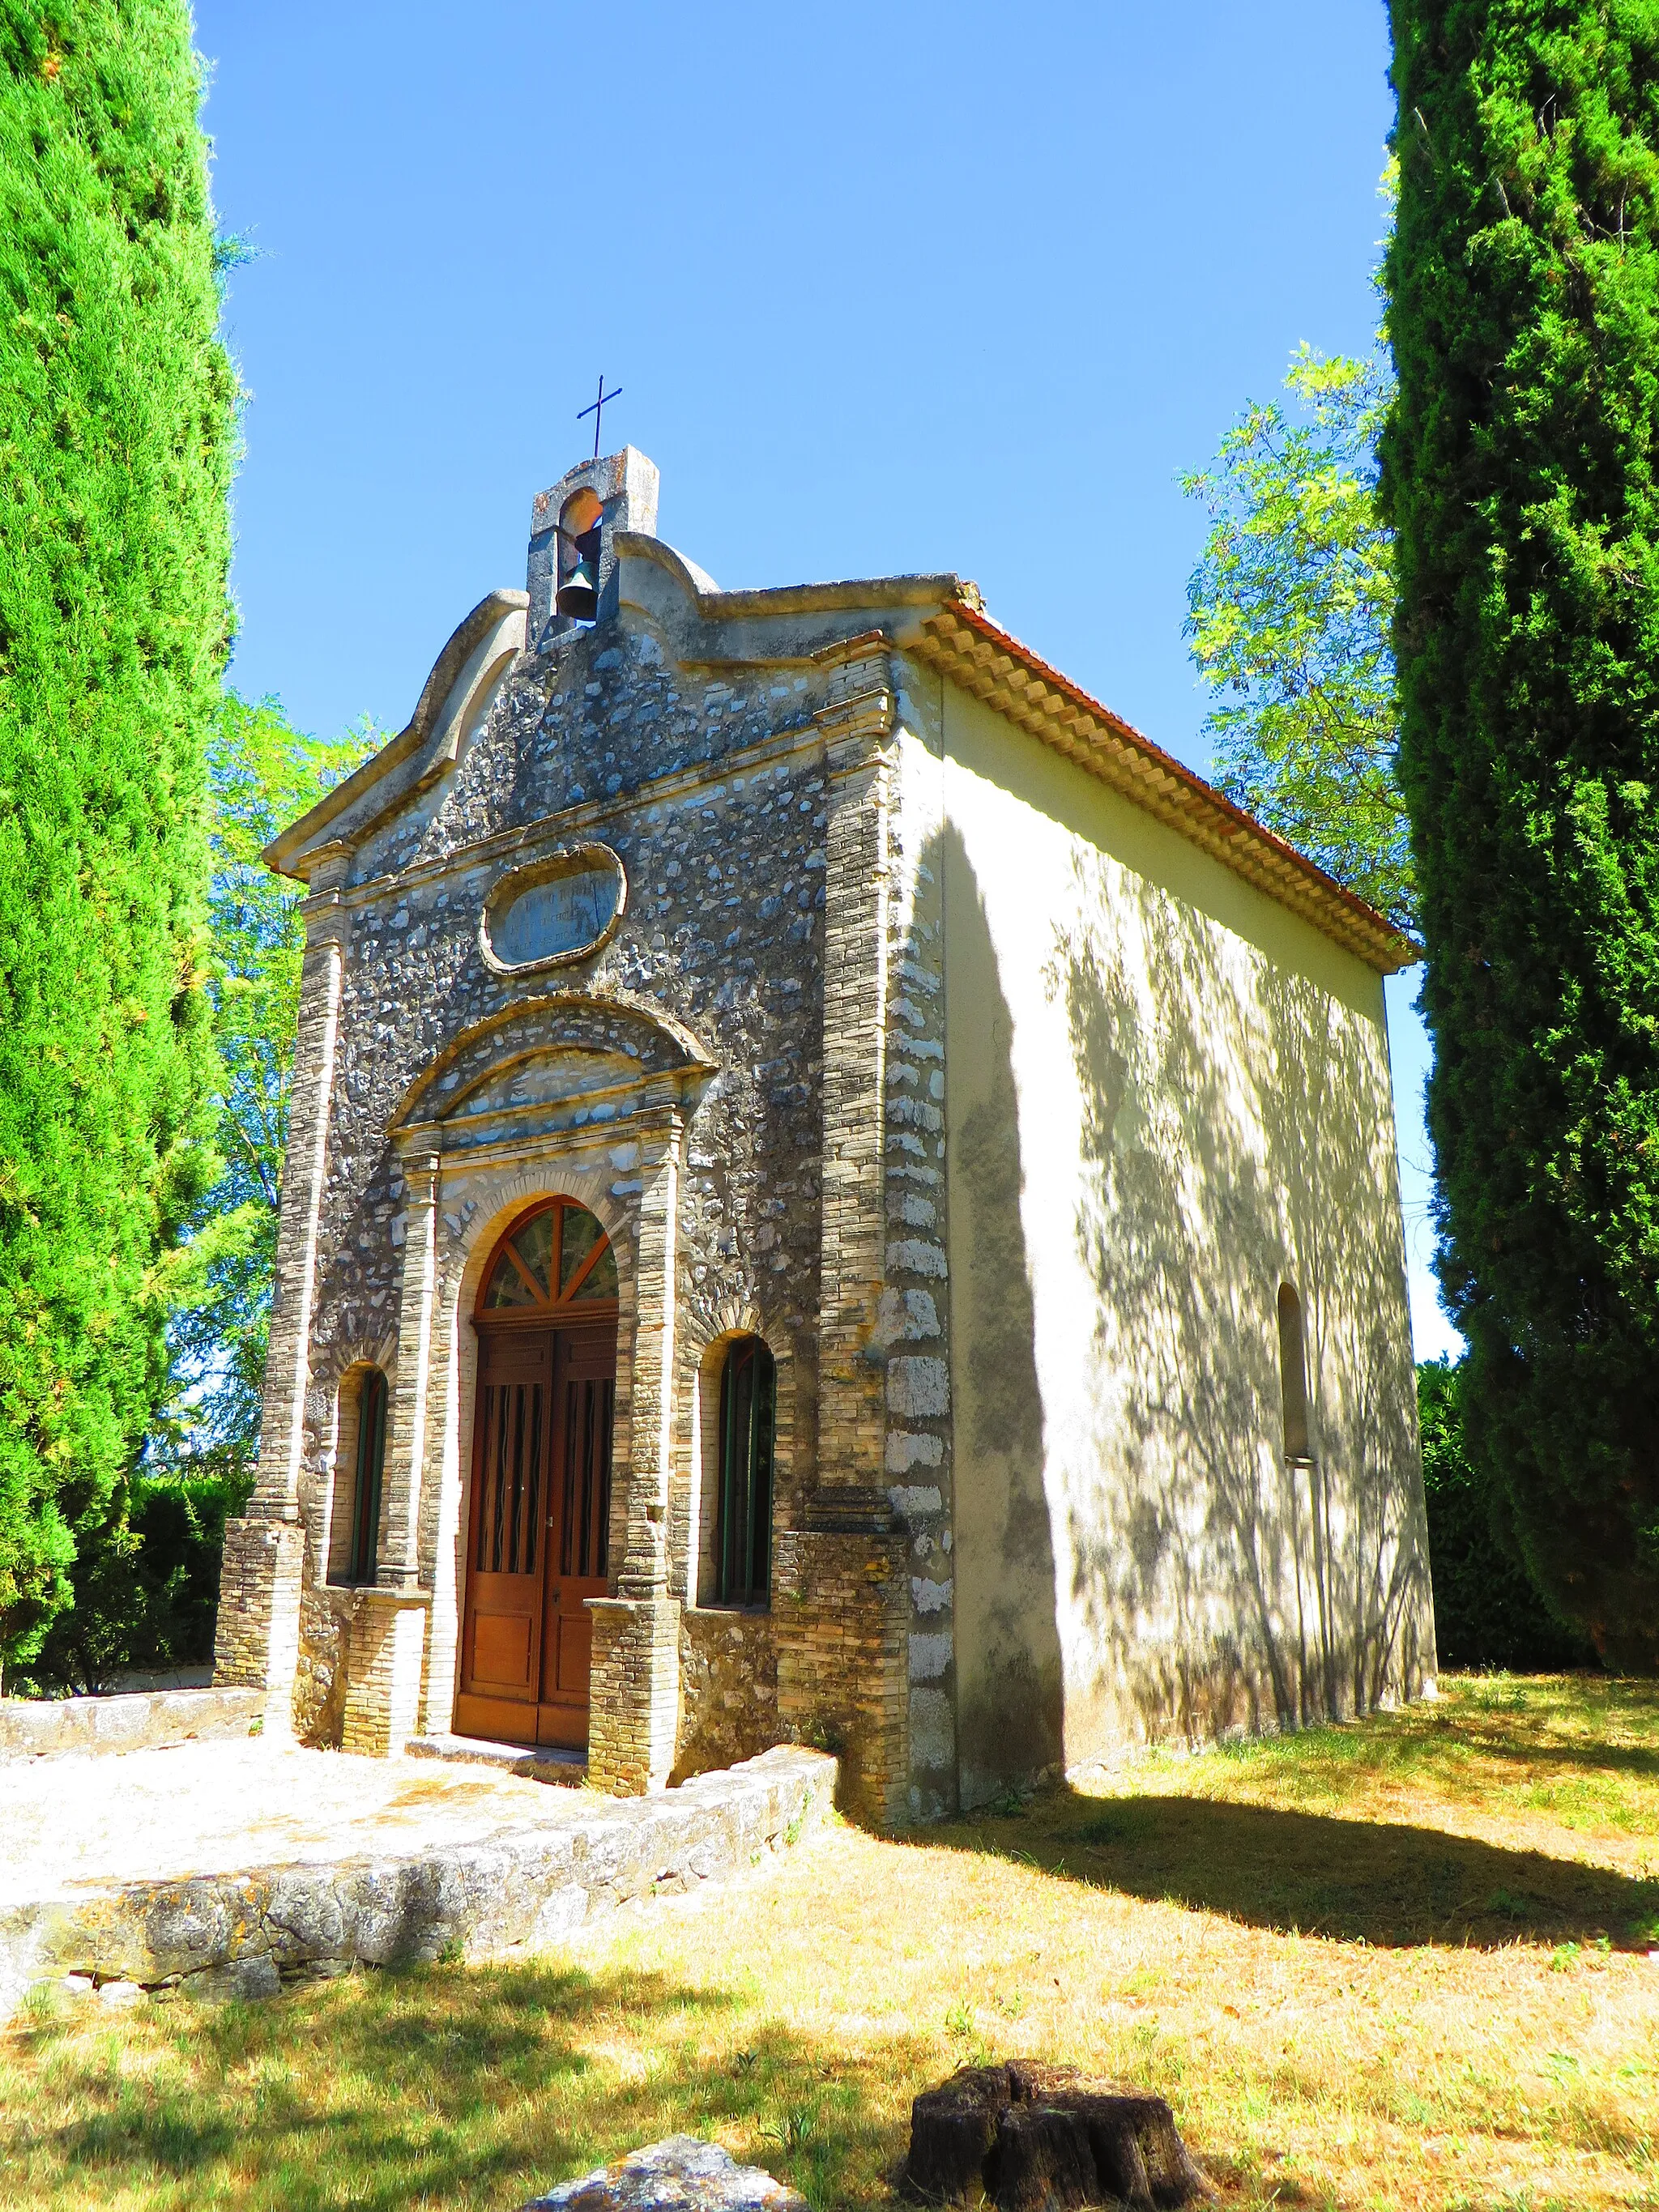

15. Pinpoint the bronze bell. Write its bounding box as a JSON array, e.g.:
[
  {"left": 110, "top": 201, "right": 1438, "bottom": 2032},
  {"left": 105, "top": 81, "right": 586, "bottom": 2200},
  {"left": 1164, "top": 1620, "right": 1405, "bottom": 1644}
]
[{"left": 556, "top": 522, "right": 603, "bottom": 620}]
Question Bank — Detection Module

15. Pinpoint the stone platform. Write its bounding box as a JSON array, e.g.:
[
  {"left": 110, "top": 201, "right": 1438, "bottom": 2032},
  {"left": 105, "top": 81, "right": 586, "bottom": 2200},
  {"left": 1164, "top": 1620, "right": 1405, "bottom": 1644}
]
[
  {"left": 0, "top": 1738, "right": 834, "bottom": 2020},
  {"left": 0, "top": 1686, "right": 262, "bottom": 1759}
]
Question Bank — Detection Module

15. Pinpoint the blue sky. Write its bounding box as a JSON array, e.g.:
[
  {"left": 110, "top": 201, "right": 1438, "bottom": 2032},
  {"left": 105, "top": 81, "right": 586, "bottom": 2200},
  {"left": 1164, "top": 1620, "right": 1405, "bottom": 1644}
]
[{"left": 193, "top": 0, "right": 1456, "bottom": 1360}]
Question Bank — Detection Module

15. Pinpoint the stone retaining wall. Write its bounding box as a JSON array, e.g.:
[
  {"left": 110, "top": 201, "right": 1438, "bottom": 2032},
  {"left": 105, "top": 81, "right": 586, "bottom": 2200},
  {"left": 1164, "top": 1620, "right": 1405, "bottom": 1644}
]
[
  {"left": 0, "top": 1687, "right": 263, "bottom": 1762},
  {"left": 0, "top": 1744, "right": 834, "bottom": 2020}
]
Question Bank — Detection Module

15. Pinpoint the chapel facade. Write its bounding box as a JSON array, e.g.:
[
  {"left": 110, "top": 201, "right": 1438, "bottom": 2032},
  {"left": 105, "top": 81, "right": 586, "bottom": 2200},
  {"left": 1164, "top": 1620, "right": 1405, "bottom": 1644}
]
[{"left": 213, "top": 445, "right": 1435, "bottom": 1825}]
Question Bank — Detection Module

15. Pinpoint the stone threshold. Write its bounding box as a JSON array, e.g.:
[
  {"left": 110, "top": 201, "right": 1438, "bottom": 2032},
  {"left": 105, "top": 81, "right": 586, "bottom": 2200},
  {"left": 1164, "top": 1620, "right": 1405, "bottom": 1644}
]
[
  {"left": 2, "top": 1744, "right": 836, "bottom": 2020},
  {"left": 406, "top": 1733, "right": 586, "bottom": 1785}
]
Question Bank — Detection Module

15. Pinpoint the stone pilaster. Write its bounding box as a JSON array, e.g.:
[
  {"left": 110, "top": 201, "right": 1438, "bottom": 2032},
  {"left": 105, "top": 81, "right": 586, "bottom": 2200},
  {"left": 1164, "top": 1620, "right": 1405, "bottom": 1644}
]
[
  {"left": 615, "top": 1094, "right": 684, "bottom": 1597},
  {"left": 381, "top": 1141, "right": 441, "bottom": 1592},
  {"left": 214, "top": 844, "right": 351, "bottom": 1736},
  {"left": 773, "top": 641, "right": 910, "bottom": 1826},
  {"left": 340, "top": 1591, "right": 431, "bottom": 1758},
  {"left": 588, "top": 1094, "right": 684, "bottom": 1792}
]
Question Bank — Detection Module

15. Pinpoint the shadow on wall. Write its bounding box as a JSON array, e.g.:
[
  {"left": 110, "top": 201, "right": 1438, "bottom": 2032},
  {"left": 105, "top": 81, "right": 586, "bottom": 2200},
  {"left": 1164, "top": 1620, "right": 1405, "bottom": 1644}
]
[
  {"left": 940, "top": 825, "right": 1065, "bottom": 1809},
  {"left": 1043, "top": 852, "right": 1431, "bottom": 1747}
]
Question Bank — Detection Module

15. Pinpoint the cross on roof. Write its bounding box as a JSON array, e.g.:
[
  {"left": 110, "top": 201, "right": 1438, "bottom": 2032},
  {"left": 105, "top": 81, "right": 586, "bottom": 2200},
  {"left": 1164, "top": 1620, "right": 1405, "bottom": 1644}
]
[{"left": 578, "top": 373, "right": 622, "bottom": 459}]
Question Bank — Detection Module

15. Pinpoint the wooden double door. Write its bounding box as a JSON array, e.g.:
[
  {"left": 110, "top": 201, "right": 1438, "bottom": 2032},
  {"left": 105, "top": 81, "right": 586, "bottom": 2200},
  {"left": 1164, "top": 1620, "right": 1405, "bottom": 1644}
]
[{"left": 456, "top": 1322, "right": 616, "bottom": 1748}]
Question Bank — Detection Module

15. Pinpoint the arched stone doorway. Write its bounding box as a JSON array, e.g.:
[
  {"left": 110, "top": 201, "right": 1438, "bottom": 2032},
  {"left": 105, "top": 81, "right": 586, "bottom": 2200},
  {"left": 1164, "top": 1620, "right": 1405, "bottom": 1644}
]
[{"left": 455, "top": 1196, "right": 620, "bottom": 1748}]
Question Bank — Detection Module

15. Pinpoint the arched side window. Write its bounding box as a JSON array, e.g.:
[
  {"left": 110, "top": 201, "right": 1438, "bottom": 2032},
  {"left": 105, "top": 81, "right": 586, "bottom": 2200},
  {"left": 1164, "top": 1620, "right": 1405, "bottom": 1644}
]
[
  {"left": 348, "top": 1366, "right": 389, "bottom": 1584},
  {"left": 1277, "top": 1283, "right": 1311, "bottom": 1463},
  {"left": 717, "top": 1336, "right": 775, "bottom": 1606}
]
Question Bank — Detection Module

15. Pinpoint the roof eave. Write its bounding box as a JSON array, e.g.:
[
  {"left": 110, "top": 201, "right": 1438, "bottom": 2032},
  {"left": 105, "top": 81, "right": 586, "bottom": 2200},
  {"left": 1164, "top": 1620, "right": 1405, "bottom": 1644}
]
[{"left": 913, "top": 603, "right": 1414, "bottom": 977}]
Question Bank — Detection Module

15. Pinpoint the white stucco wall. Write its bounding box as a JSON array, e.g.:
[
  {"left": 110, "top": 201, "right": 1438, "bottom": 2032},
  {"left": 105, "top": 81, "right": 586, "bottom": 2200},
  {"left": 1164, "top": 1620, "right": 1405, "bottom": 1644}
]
[{"left": 933, "top": 677, "right": 1434, "bottom": 1806}]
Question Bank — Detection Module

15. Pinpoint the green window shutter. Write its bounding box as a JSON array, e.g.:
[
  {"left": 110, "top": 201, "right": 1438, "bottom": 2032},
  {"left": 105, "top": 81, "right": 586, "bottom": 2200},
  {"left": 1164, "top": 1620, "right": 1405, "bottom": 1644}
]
[
  {"left": 717, "top": 1337, "right": 776, "bottom": 1606},
  {"left": 349, "top": 1369, "right": 389, "bottom": 1584}
]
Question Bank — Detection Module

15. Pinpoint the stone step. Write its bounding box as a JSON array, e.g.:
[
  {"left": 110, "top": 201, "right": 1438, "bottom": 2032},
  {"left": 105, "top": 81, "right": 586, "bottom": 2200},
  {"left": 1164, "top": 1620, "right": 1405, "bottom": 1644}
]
[{"left": 405, "top": 1732, "right": 587, "bottom": 1786}]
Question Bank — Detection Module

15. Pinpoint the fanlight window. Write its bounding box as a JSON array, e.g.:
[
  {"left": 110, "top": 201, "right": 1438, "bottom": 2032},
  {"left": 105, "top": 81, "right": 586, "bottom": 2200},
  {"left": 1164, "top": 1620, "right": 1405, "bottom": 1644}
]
[{"left": 480, "top": 1197, "right": 618, "bottom": 1315}]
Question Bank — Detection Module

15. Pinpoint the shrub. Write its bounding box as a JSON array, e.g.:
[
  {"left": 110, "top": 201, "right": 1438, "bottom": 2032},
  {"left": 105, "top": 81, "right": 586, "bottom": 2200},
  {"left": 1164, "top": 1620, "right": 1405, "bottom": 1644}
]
[{"left": 1419, "top": 1360, "right": 1595, "bottom": 1673}]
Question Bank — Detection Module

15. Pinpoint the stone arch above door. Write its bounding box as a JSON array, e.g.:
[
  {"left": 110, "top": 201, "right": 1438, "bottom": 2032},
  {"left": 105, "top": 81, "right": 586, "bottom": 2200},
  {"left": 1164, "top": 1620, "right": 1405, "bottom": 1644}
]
[{"left": 391, "top": 990, "right": 717, "bottom": 1153}]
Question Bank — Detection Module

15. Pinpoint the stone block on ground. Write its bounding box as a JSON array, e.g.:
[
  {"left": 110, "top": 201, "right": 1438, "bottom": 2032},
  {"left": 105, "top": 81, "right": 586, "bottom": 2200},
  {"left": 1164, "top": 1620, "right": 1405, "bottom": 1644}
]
[
  {"left": 521, "top": 2135, "right": 807, "bottom": 2210},
  {"left": 905, "top": 2061, "right": 1210, "bottom": 2210}
]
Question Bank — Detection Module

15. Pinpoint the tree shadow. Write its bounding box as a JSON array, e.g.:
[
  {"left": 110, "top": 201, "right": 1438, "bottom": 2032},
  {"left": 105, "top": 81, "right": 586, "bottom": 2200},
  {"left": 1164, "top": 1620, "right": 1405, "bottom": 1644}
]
[
  {"left": 1040, "top": 848, "right": 1434, "bottom": 1745},
  {"left": 920, "top": 1784, "right": 1659, "bottom": 1951},
  {"left": 17, "top": 1958, "right": 931, "bottom": 2212}
]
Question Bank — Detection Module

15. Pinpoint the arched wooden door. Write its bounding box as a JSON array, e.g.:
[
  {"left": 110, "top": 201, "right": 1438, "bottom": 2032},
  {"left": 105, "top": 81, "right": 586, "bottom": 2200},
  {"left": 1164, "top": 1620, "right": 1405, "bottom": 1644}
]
[{"left": 455, "top": 1198, "right": 619, "bottom": 1749}]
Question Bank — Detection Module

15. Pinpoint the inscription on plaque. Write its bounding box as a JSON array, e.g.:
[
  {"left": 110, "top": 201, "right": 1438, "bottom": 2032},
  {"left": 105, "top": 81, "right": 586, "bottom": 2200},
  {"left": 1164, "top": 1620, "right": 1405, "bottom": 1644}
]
[{"left": 482, "top": 846, "right": 625, "bottom": 972}]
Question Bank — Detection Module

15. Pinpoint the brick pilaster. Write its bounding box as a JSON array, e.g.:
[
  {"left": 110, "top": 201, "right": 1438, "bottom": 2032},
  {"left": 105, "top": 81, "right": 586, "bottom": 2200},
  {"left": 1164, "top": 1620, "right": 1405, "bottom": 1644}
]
[
  {"left": 615, "top": 1096, "right": 683, "bottom": 1599},
  {"left": 774, "top": 1525, "right": 909, "bottom": 1826},
  {"left": 340, "top": 1592, "right": 431, "bottom": 1758},
  {"left": 211, "top": 1518, "right": 304, "bottom": 1737},
  {"left": 813, "top": 652, "right": 897, "bottom": 1498},
  {"left": 586, "top": 1098, "right": 684, "bottom": 1794},
  {"left": 381, "top": 1140, "right": 441, "bottom": 1592},
  {"left": 586, "top": 1595, "right": 682, "bottom": 1793}
]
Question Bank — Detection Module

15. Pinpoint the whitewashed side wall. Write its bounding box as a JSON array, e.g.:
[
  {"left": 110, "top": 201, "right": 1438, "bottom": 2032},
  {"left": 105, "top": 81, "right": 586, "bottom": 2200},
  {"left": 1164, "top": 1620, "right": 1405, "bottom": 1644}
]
[{"left": 935, "top": 677, "right": 1433, "bottom": 1807}]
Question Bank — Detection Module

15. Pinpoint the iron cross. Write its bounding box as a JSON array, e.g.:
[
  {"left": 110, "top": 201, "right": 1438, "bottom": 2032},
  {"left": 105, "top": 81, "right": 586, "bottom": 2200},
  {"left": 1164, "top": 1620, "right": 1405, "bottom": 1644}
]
[{"left": 578, "top": 374, "right": 622, "bottom": 459}]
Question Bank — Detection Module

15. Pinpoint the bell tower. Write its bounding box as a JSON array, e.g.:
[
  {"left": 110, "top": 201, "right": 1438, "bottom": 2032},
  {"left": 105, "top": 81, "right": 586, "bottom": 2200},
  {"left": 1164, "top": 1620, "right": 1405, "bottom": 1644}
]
[{"left": 526, "top": 445, "right": 660, "bottom": 650}]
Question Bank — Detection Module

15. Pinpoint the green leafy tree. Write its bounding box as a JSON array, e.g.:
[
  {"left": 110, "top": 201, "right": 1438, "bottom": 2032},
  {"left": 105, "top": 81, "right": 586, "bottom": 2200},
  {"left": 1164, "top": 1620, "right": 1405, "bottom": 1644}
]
[
  {"left": 1383, "top": 0, "right": 1659, "bottom": 1669},
  {"left": 1184, "top": 344, "right": 1414, "bottom": 931},
  {"left": 0, "top": 2, "right": 236, "bottom": 1675},
  {"left": 153, "top": 693, "right": 378, "bottom": 1487}
]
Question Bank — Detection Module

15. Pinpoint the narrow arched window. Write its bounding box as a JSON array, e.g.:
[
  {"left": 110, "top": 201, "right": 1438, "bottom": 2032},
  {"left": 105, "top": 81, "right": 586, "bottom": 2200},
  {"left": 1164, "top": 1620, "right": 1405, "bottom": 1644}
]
[
  {"left": 348, "top": 1367, "right": 389, "bottom": 1583},
  {"left": 1277, "top": 1284, "right": 1311, "bottom": 1463},
  {"left": 717, "top": 1336, "right": 775, "bottom": 1605}
]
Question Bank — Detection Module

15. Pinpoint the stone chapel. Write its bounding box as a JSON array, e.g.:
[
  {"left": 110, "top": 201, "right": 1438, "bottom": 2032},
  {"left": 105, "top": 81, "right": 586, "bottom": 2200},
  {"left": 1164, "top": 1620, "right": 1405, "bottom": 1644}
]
[{"left": 212, "top": 445, "right": 1436, "bottom": 1826}]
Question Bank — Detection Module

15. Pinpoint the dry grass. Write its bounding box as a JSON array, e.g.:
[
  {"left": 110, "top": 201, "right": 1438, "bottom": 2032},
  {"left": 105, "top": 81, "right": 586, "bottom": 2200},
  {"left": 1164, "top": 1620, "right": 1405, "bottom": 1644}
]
[{"left": 4, "top": 1673, "right": 1658, "bottom": 2210}]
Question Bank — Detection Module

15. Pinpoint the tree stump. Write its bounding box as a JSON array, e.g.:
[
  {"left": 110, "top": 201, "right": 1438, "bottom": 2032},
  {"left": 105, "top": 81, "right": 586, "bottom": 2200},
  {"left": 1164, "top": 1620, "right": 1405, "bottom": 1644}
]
[{"left": 904, "top": 2063, "right": 1210, "bottom": 2210}]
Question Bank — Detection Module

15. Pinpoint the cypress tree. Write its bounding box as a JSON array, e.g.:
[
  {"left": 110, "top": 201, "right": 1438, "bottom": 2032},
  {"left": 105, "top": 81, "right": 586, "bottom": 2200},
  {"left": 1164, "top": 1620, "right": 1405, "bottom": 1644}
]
[
  {"left": 1383, "top": 0, "right": 1659, "bottom": 1669},
  {"left": 0, "top": 2, "right": 234, "bottom": 1673}
]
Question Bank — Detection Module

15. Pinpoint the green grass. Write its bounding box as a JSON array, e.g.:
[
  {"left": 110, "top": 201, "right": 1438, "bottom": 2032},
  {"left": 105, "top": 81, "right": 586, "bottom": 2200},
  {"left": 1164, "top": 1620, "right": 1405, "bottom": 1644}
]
[{"left": 3, "top": 1674, "right": 1658, "bottom": 2210}]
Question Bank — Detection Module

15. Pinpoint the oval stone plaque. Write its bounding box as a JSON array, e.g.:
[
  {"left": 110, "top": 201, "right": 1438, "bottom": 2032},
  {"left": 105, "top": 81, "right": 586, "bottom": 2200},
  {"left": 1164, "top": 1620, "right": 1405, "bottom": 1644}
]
[{"left": 482, "top": 846, "right": 625, "bottom": 973}]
